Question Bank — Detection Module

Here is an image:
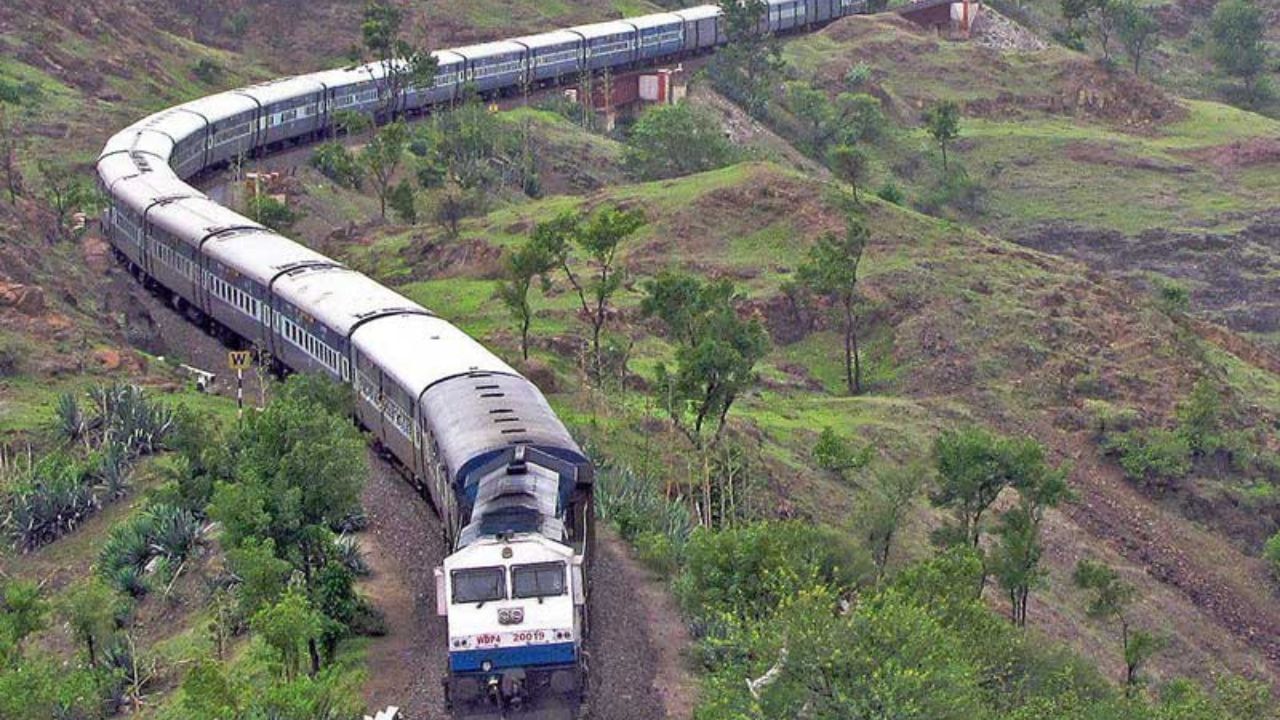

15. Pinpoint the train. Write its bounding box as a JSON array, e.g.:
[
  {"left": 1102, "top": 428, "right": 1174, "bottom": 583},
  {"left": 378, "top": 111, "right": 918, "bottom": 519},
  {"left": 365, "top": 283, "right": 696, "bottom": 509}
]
[{"left": 96, "top": 1, "right": 867, "bottom": 717}]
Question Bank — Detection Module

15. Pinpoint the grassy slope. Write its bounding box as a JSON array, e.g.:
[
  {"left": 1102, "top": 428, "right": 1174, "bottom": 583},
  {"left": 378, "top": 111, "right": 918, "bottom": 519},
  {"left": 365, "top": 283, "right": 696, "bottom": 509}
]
[{"left": 294, "top": 95, "right": 1280, "bottom": 680}]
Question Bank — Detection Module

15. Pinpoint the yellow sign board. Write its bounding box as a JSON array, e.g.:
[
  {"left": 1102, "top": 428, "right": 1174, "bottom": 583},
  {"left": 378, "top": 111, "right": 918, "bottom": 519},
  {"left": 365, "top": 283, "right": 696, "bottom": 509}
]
[{"left": 227, "top": 351, "right": 253, "bottom": 371}]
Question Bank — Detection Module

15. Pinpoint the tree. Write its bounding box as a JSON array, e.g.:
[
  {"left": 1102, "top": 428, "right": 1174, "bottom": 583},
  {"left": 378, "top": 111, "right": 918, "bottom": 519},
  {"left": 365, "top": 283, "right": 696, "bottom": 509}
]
[
  {"left": 1210, "top": 0, "right": 1269, "bottom": 103},
  {"left": 797, "top": 215, "right": 869, "bottom": 395},
  {"left": 0, "top": 580, "right": 46, "bottom": 665},
  {"left": 246, "top": 194, "right": 301, "bottom": 233},
  {"left": 387, "top": 179, "right": 417, "bottom": 224},
  {"left": 1061, "top": 0, "right": 1092, "bottom": 34},
  {"left": 361, "top": 1, "right": 438, "bottom": 120},
  {"left": 709, "top": 0, "right": 785, "bottom": 117},
  {"left": 534, "top": 206, "right": 645, "bottom": 382},
  {"left": 1090, "top": 0, "right": 1123, "bottom": 62},
  {"left": 828, "top": 144, "right": 872, "bottom": 202},
  {"left": 858, "top": 464, "right": 924, "bottom": 584},
  {"left": 57, "top": 579, "right": 120, "bottom": 668},
  {"left": 362, "top": 120, "right": 409, "bottom": 219},
  {"left": 37, "top": 160, "right": 89, "bottom": 241},
  {"left": 992, "top": 453, "right": 1070, "bottom": 627},
  {"left": 641, "top": 272, "right": 770, "bottom": 448},
  {"left": 813, "top": 426, "right": 874, "bottom": 481},
  {"left": 623, "top": 102, "right": 735, "bottom": 180},
  {"left": 0, "top": 104, "right": 22, "bottom": 203},
  {"left": 1073, "top": 559, "right": 1165, "bottom": 690},
  {"left": 252, "top": 584, "right": 324, "bottom": 681},
  {"left": 924, "top": 101, "right": 961, "bottom": 172},
  {"left": 433, "top": 177, "right": 469, "bottom": 238},
  {"left": 180, "top": 658, "right": 242, "bottom": 720},
  {"left": 1117, "top": 0, "right": 1160, "bottom": 75},
  {"left": 209, "top": 375, "right": 365, "bottom": 675},
  {"left": 310, "top": 142, "right": 364, "bottom": 189},
  {"left": 787, "top": 83, "right": 835, "bottom": 151},
  {"left": 496, "top": 237, "right": 556, "bottom": 360}
]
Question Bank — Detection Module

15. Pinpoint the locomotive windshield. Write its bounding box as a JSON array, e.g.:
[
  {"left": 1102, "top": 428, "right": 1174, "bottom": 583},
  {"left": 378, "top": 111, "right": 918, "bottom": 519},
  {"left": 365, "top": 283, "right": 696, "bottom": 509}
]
[
  {"left": 452, "top": 567, "right": 506, "bottom": 604},
  {"left": 512, "top": 562, "right": 567, "bottom": 599}
]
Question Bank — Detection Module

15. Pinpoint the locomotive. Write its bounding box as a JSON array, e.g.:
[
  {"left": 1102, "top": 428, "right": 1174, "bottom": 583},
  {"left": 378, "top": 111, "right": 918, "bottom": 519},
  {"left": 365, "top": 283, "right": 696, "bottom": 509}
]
[{"left": 97, "top": 2, "right": 866, "bottom": 716}]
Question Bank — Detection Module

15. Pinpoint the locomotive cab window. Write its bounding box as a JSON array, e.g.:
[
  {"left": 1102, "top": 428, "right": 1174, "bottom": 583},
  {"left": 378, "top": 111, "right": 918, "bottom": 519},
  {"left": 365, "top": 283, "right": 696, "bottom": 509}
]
[
  {"left": 512, "top": 562, "right": 566, "bottom": 599},
  {"left": 452, "top": 567, "right": 506, "bottom": 604}
]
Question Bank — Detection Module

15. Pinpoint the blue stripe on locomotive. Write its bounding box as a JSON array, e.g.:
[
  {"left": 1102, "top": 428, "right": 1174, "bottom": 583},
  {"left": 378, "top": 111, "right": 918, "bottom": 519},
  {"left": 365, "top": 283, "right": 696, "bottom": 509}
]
[{"left": 449, "top": 643, "right": 577, "bottom": 673}]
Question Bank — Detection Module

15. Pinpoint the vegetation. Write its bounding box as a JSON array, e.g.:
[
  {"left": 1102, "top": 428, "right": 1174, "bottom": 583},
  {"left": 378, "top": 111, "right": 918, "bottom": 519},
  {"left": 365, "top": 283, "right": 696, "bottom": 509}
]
[
  {"left": 624, "top": 102, "right": 736, "bottom": 180},
  {"left": 360, "top": 0, "right": 438, "bottom": 119},
  {"left": 709, "top": 0, "right": 784, "bottom": 117},
  {"left": 796, "top": 214, "right": 869, "bottom": 395},
  {"left": 309, "top": 142, "right": 364, "bottom": 189},
  {"left": 1074, "top": 560, "right": 1165, "bottom": 691},
  {"left": 496, "top": 233, "right": 555, "bottom": 360},
  {"left": 924, "top": 101, "right": 962, "bottom": 172},
  {"left": 245, "top": 194, "right": 300, "bottom": 233},
  {"left": 361, "top": 121, "right": 409, "bottom": 219},
  {"left": 1209, "top": 0, "right": 1270, "bottom": 106}
]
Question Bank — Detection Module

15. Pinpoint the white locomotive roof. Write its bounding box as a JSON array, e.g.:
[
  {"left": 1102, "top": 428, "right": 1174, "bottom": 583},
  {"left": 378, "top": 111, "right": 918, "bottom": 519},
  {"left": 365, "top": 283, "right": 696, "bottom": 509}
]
[
  {"left": 351, "top": 314, "right": 516, "bottom": 397},
  {"left": 629, "top": 13, "right": 684, "bottom": 29},
  {"left": 236, "top": 75, "right": 325, "bottom": 106},
  {"left": 450, "top": 40, "right": 529, "bottom": 59},
  {"left": 312, "top": 63, "right": 382, "bottom": 89},
  {"left": 511, "top": 30, "right": 582, "bottom": 50},
  {"left": 673, "top": 5, "right": 723, "bottom": 20},
  {"left": 178, "top": 91, "right": 259, "bottom": 124},
  {"left": 202, "top": 230, "right": 336, "bottom": 286},
  {"left": 147, "top": 197, "right": 263, "bottom": 246},
  {"left": 272, "top": 266, "right": 431, "bottom": 336},
  {"left": 568, "top": 19, "right": 638, "bottom": 39}
]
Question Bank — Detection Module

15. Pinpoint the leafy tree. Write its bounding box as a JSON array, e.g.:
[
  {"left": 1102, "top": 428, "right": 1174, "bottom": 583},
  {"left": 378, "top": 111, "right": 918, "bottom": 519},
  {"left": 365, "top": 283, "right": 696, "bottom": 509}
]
[
  {"left": 1210, "top": 0, "right": 1268, "bottom": 103},
  {"left": 0, "top": 580, "right": 46, "bottom": 665},
  {"left": 1090, "top": 0, "right": 1123, "bottom": 61},
  {"left": 361, "top": 0, "right": 438, "bottom": 119},
  {"left": 246, "top": 194, "right": 300, "bottom": 233},
  {"left": 1116, "top": 0, "right": 1160, "bottom": 75},
  {"left": 37, "top": 160, "right": 90, "bottom": 240},
  {"left": 387, "top": 179, "right": 417, "bottom": 224},
  {"left": 209, "top": 375, "right": 365, "bottom": 674},
  {"left": 1176, "top": 378, "right": 1223, "bottom": 456},
  {"left": 309, "top": 142, "right": 364, "bottom": 189},
  {"left": 0, "top": 103, "right": 22, "bottom": 203},
  {"left": 252, "top": 584, "right": 324, "bottom": 681},
  {"left": 812, "top": 426, "right": 874, "bottom": 481},
  {"left": 797, "top": 215, "right": 869, "bottom": 394},
  {"left": 709, "top": 0, "right": 785, "bottom": 117},
  {"left": 828, "top": 144, "right": 871, "bottom": 202},
  {"left": 1073, "top": 559, "right": 1164, "bottom": 690},
  {"left": 225, "top": 536, "right": 292, "bottom": 618},
  {"left": 932, "top": 427, "right": 1034, "bottom": 548},
  {"left": 180, "top": 658, "right": 242, "bottom": 720},
  {"left": 787, "top": 83, "right": 834, "bottom": 151},
  {"left": 1061, "top": 0, "right": 1092, "bottom": 34},
  {"left": 496, "top": 236, "right": 556, "bottom": 360},
  {"left": 641, "top": 272, "right": 770, "bottom": 448},
  {"left": 433, "top": 177, "right": 470, "bottom": 238},
  {"left": 624, "top": 102, "right": 735, "bottom": 180},
  {"left": 834, "top": 92, "right": 888, "bottom": 144},
  {"left": 857, "top": 464, "right": 924, "bottom": 584},
  {"left": 924, "top": 101, "right": 961, "bottom": 171},
  {"left": 991, "top": 444, "right": 1070, "bottom": 626},
  {"left": 57, "top": 579, "right": 121, "bottom": 668},
  {"left": 361, "top": 120, "right": 409, "bottom": 219},
  {"left": 331, "top": 109, "right": 372, "bottom": 137},
  {"left": 534, "top": 206, "right": 645, "bottom": 382}
]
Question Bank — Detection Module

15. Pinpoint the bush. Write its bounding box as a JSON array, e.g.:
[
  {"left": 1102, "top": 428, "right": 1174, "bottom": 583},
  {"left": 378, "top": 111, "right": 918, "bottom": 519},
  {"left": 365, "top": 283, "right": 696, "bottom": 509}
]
[
  {"left": 1083, "top": 399, "right": 1140, "bottom": 437},
  {"left": 623, "top": 102, "right": 736, "bottom": 180},
  {"left": 190, "top": 59, "right": 224, "bottom": 84},
  {"left": 876, "top": 181, "right": 905, "bottom": 205},
  {"left": 245, "top": 195, "right": 301, "bottom": 233},
  {"left": 1155, "top": 277, "right": 1190, "bottom": 315},
  {"left": 635, "top": 531, "right": 680, "bottom": 577},
  {"left": 1265, "top": 532, "right": 1280, "bottom": 579},
  {"left": 0, "top": 334, "right": 30, "bottom": 377},
  {"left": 917, "top": 165, "right": 989, "bottom": 216},
  {"left": 844, "top": 62, "right": 872, "bottom": 90},
  {"left": 88, "top": 383, "right": 175, "bottom": 457},
  {"left": 334, "top": 534, "right": 369, "bottom": 577},
  {"left": 309, "top": 142, "right": 363, "bottom": 189},
  {"left": 1104, "top": 428, "right": 1192, "bottom": 483}
]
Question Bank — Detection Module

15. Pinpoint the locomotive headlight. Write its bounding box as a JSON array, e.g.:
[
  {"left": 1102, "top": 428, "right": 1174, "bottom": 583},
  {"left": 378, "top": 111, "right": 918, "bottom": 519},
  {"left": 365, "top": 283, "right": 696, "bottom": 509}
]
[{"left": 481, "top": 660, "right": 493, "bottom": 672}]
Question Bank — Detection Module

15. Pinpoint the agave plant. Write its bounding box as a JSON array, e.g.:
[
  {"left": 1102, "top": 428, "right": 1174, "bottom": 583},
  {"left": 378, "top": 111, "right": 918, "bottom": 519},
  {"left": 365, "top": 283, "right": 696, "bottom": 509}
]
[
  {"left": 94, "top": 439, "right": 132, "bottom": 500},
  {"left": 100, "top": 520, "right": 154, "bottom": 576},
  {"left": 7, "top": 456, "right": 97, "bottom": 551},
  {"left": 334, "top": 533, "right": 370, "bottom": 576},
  {"left": 146, "top": 504, "right": 203, "bottom": 562},
  {"left": 91, "top": 384, "right": 175, "bottom": 457},
  {"left": 55, "top": 392, "right": 86, "bottom": 444},
  {"left": 111, "top": 564, "right": 149, "bottom": 598}
]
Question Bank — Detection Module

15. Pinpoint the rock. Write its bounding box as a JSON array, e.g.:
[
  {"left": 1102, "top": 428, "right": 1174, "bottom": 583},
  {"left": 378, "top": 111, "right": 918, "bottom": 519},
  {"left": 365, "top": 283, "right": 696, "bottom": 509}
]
[
  {"left": 92, "top": 347, "right": 123, "bottom": 371},
  {"left": 0, "top": 282, "right": 45, "bottom": 315}
]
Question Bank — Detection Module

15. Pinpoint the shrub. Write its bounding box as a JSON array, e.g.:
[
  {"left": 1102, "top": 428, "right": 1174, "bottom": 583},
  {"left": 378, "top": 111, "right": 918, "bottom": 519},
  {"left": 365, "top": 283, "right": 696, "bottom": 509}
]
[
  {"left": 190, "top": 59, "right": 224, "bottom": 84},
  {"left": 334, "top": 534, "right": 369, "bottom": 577},
  {"left": 245, "top": 195, "right": 301, "bottom": 233},
  {"left": 917, "top": 165, "right": 989, "bottom": 216},
  {"left": 623, "top": 102, "right": 736, "bottom": 180},
  {"left": 147, "top": 504, "right": 204, "bottom": 561},
  {"left": 0, "top": 334, "right": 30, "bottom": 377},
  {"left": 876, "top": 181, "right": 905, "bottom": 205},
  {"left": 1104, "top": 428, "right": 1192, "bottom": 483},
  {"left": 844, "top": 62, "right": 872, "bottom": 90},
  {"left": 1083, "top": 399, "right": 1140, "bottom": 437},
  {"left": 89, "top": 383, "right": 175, "bottom": 457},
  {"left": 309, "top": 142, "right": 363, "bottom": 189},
  {"left": 635, "top": 531, "right": 680, "bottom": 577},
  {"left": 55, "top": 392, "right": 85, "bottom": 443},
  {"left": 1265, "top": 532, "right": 1280, "bottom": 579},
  {"left": 1155, "top": 277, "right": 1190, "bottom": 315}
]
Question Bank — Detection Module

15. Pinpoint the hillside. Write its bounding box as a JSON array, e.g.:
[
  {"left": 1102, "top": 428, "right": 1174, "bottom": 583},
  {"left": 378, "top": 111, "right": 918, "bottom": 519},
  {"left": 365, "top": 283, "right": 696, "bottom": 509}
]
[{"left": 1, "top": 2, "right": 1279, "bottom": 718}]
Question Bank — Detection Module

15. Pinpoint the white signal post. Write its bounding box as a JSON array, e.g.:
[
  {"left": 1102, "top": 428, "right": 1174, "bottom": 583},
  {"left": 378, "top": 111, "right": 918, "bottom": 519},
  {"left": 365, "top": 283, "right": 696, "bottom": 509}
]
[{"left": 228, "top": 351, "right": 253, "bottom": 419}]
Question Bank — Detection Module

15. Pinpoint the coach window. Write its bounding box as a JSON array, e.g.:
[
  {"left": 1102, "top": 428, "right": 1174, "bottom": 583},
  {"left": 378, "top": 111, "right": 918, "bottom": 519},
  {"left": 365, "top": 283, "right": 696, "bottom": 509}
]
[
  {"left": 452, "top": 567, "right": 506, "bottom": 605},
  {"left": 512, "top": 562, "right": 566, "bottom": 599}
]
